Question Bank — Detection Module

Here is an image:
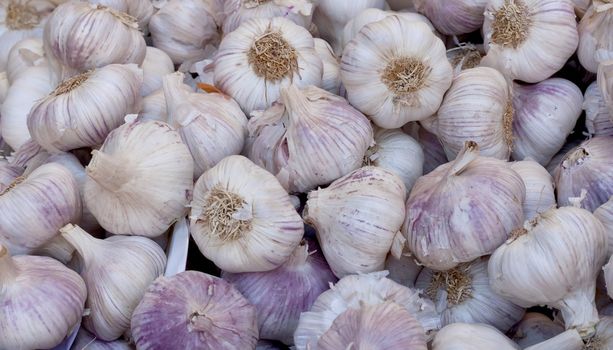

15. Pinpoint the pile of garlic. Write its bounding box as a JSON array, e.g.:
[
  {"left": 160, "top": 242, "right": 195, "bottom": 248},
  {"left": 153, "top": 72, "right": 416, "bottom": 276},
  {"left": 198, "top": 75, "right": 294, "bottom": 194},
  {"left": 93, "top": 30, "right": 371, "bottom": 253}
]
[{"left": 1, "top": 0, "right": 613, "bottom": 348}]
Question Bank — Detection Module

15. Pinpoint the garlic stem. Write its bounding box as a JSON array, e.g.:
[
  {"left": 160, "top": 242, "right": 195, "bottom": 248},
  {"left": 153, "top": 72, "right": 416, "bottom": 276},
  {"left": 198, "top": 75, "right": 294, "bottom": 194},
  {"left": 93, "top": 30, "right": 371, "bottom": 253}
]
[
  {"left": 86, "top": 150, "right": 132, "bottom": 192},
  {"left": 280, "top": 85, "right": 309, "bottom": 121},
  {"left": 162, "top": 72, "right": 193, "bottom": 128},
  {"left": 188, "top": 311, "right": 214, "bottom": 332},
  {"left": 283, "top": 240, "right": 310, "bottom": 268},
  {"left": 449, "top": 141, "right": 480, "bottom": 176},
  {"left": 0, "top": 245, "right": 17, "bottom": 285},
  {"left": 558, "top": 289, "right": 599, "bottom": 338},
  {"left": 60, "top": 224, "right": 103, "bottom": 264}
]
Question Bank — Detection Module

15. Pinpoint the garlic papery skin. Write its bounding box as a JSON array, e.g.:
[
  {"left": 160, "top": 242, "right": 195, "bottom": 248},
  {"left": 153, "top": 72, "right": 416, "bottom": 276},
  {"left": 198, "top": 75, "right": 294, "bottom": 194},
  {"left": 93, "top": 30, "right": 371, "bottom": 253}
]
[
  {"left": 341, "top": 17, "right": 452, "bottom": 129},
  {"left": 43, "top": 2, "right": 146, "bottom": 81},
  {"left": 132, "top": 271, "right": 259, "bottom": 349},
  {"left": 6, "top": 37, "right": 44, "bottom": 83},
  {"left": 163, "top": 72, "right": 248, "bottom": 179},
  {"left": 84, "top": 119, "right": 194, "bottom": 237},
  {"left": 435, "top": 67, "right": 512, "bottom": 160},
  {"left": 149, "top": 0, "right": 222, "bottom": 65},
  {"left": 582, "top": 316, "right": 613, "bottom": 350},
  {"left": 0, "top": 162, "right": 81, "bottom": 254},
  {"left": 594, "top": 197, "right": 613, "bottom": 258},
  {"left": 432, "top": 323, "right": 520, "bottom": 350},
  {"left": 316, "top": 301, "right": 428, "bottom": 350},
  {"left": 585, "top": 81, "right": 613, "bottom": 137},
  {"left": 247, "top": 84, "right": 373, "bottom": 193},
  {"left": 385, "top": 253, "right": 423, "bottom": 288},
  {"left": 190, "top": 155, "right": 303, "bottom": 273},
  {"left": 481, "top": 0, "right": 579, "bottom": 83},
  {"left": 578, "top": 1, "right": 613, "bottom": 73},
  {"left": 512, "top": 78, "right": 582, "bottom": 165},
  {"left": 304, "top": 166, "right": 406, "bottom": 277},
  {"left": 488, "top": 206, "right": 607, "bottom": 337},
  {"left": 294, "top": 271, "right": 440, "bottom": 350},
  {"left": 222, "top": 0, "right": 314, "bottom": 35},
  {"left": 403, "top": 141, "right": 525, "bottom": 270},
  {"left": 599, "top": 60, "right": 613, "bottom": 115},
  {"left": 213, "top": 17, "right": 323, "bottom": 115},
  {"left": 0, "top": 245, "right": 87, "bottom": 349},
  {"left": 61, "top": 224, "right": 167, "bottom": 341},
  {"left": 86, "top": 0, "right": 155, "bottom": 33},
  {"left": 365, "top": 127, "right": 424, "bottom": 193},
  {"left": 141, "top": 46, "right": 174, "bottom": 97},
  {"left": 415, "top": 257, "right": 525, "bottom": 332},
  {"left": 72, "top": 328, "right": 133, "bottom": 350},
  {"left": 510, "top": 160, "right": 556, "bottom": 221},
  {"left": 313, "top": 38, "right": 341, "bottom": 95},
  {"left": 0, "top": 64, "right": 53, "bottom": 150},
  {"left": 28, "top": 64, "right": 143, "bottom": 153},
  {"left": 554, "top": 137, "right": 613, "bottom": 212},
  {"left": 222, "top": 239, "right": 337, "bottom": 345},
  {"left": 546, "top": 139, "right": 581, "bottom": 176},
  {"left": 140, "top": 84, "right": 194, "bottom": 123},
  {"left": 512, "top": 313, "right": 565, "bottom": 348},
  {"left": 413, "top": 0, "right": 488, "bottom": 35}
]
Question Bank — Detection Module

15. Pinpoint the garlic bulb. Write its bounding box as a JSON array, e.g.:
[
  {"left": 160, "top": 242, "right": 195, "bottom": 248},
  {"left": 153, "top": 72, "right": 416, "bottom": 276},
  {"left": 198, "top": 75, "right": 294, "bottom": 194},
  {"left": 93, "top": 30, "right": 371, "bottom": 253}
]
[
  {"left": 131, "top": 271, "right": 259, "bottom": 349},
  {"left": 594, "top": 197, "right": 613, "bottom": 257},
  {"left": 606, "top": 257, "right": 613, "bottom": 299},
  {"left": 341, "top": 17, "right": 452, "bottom": 128},
  {"left": 0, "top": 162, "right": 81, "bottom": 254},
  {"left": 432, "top": 323, "right": 520, "bottom": 350},
  {"left": 140, "top": 85, "right": 194, "bottom": 123},
  {"left": 572, "top": 0, "right": 591, "bottom": 17},
  {"left": 247, "top": 84, "right": 372, "bottom": 193},
  {"left": 404, "top": 141, "right": 525, "bottom": 270},
  {"left": 481, "top": 0, "right": 579, "bottom": 83},
  {"left": 582, "top": 317, "right": 613, "bottom": 349},
  {"left": 512, "top": 313, "right": 565, "bottom": 348},
  {"left": 0, "top": 64, "right": 53, "bottom": 150},
  {"left": 435, "top": 67, "right": 512, "bottom": 160},
  {"left": 86, "top": 0, "right": 155, "bottom": 33},
  {"left": 364, "top": 127, "right": 424, "bottom": 193},
  {"left": 0, "top": 161, "right": 22, "bottom": 191},
  {"left": 190, "top": 155, "right": 303, "bottom": 273},
  {"left": 554, "top": 137, "right": 613, "bottom": 212},
  {"left": 414, "top": 125, "right": 448, "bottom": 174},
  {"left": 141, "top": 47, "right": 174, "bottom": 97},
  {"left": 578, "top": 1, "right": 613, "bottom": 73},
  {"left": 316, "top": 302, "right": 428, "bottom": 350},
  {"left": 387, "top": 0, "right": 416, "bottom": 11},
  {"left": 512, "top": 78, "right": 582, "bottom": 165},
  {"left": 385, "top": 253, "right": 423, "bottom": 288},
  {"left": 61, "top": 224, "right": 166, "bottom": 341},
  {"left": 84, "top": 119, "right": 194, "bottom": 236},
  {"left": 0, "top": 70, "right": 8, "bottom": 104},
  {"left": 294, "top": 271, "right": 440, "bottom": 350},
  {"left": 415, "top": 257, "right": 525, "bottom": 332},
  {"left": 222, "top": 0, "right": 314, "bottom": 34},
  {"left": 304, "top": 166, "right": 406, "bottom": 277},
  {"left": 163, "top": 72, "right": 247, "bottom": 179},
  {"left": 313, "top": 38, "right": 341, "bottom": 95},
  {"left": 413, "top": 0, "right": 488, "bottom": 35},
  {"left": 447, "top": 44, "right": 484, "bottom": 76},
  {"left": 0, "top": 245, "right": 87, "bottom": 349},
  {"left": 510, "top": 160, "right": 556, "bottom": 221},
  {"left": 43, "top": 2, "right": 146, "bottom": 80},
  {"left": 149, "top": 0, "right": 222, "bottom": 65},
  {"left": 28, "top": 64, "right": 143, "bottom": 153},
  {"left": 599, "top": 60, "right": 613, "bottom": 115},
  {"left": 6, "top": 37, "right": 44, "bottom": 83},
  {"left": 488, "top": 206, "right": 607, "bottom": 337},
  {"left": 72, "top": 328, "right": 133, "bottom": 350},
  {"left": 585, "top": 81, "right": 613, "bottom": 137},
  {"left": 546, "top": 139, "right": 581, "bottom": 176},
  {"left": 222, "top": 239, "right": 337, "bottom": 345},
  {"left": 214, "top": 17, "right": 322, "bottom": 115}
]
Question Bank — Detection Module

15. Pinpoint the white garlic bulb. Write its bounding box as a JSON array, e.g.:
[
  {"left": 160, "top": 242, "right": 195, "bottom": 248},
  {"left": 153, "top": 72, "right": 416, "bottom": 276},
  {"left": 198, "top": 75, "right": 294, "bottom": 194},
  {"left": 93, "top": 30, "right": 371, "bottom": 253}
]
[
  {"left": 481, "top": 0, "right": 579, "bottom": 83},
  {"left": 190, "top": 155, "right": 303, "bottom": 273},
  {"left": 435, "top": 67, "right": 512, "bottom": 160},
  {"left": 0, "top": 244, "right": 87, "bottom": 349},
  {"left": 214, "top": 17, "right": 322, "bottom": 115},
  {"left": 599, "top": 60, "right": 613, "bottom": 115},
  {"left": 304, "top": 166, "right": 406, "bottom": 277},
  {"left": 385, "top": 253, "right": 423, "bottom": 288},
  {"left": 86, "top": 0, "right": 155, "bottom": 33},
  {"left": 149, "top": 0, "right": 222, "bottom": 65},
  {"left": 141, "top": 46, "right": 174, "bottom": 97},
  {"left": 415, "top": 257, "right": 525, "bottom": 332},
  {"left": 512, "top": 313, "right": 565, "bottom": 348},
  {"left": 341, "top": 17, "right": 452, "bottom": 128},
  {"left": 247, "top": 84, "right": 372, "bottom": 193},
  {"left": 554, "top": 137, "right": 613, "bottom": 212},
  {"left": 512, "top": 78, "right": 582, "bottom": 165},
  {"left": 313, "top": 38, "right": 341, "bottom": 95},
  {"left": 163, "top": 72, "right": 247, "bottom": 179},
  {"left": 0, "top": 162, "right": 81, "bottom": 254},
  {"left": 294, "top": 271, "right": 440, "bottom": 350},
  {"left": 43, "top": 1, "right": 146, "bottom": 80},
  {"left": 6, "top": 37, "right": 44, "bottom": 83},
  {"left": 222, "top": 0, "right": 314, "bottom": 34},
  {"left": 594, "top": 197, "right": 613, "bottom": 257},
  {"left": 510, "top": 160, "right": 556, "bottom": 221},
  {"left": 84, "top": 119, "right": 194, "bottom": 237},
  {"left": 432, "top": 323, "right": 520, "bottom": 350},
  {"left": 413, "top": 0, "right": 487, "bottom": 35},
  {"left": 0, "top": 64, "right": 53, "bottom": 150},
  {"left": 28, "top": 64, "right": 143, "bottom": 152},
  {"left": 585, "top": 81, "right": 613, "bottom": 137},
  {"left": 578, "top": 1, "right": 613, "bottom": 73},
  {"left": 61, "top": 224, "right": 166, "bottom": 341},
  {"left": 488, "top": 206, "right": 607, "bottom": 337},
  {"left": 404, "top": 141, "right": 525, "bottom": 270}
]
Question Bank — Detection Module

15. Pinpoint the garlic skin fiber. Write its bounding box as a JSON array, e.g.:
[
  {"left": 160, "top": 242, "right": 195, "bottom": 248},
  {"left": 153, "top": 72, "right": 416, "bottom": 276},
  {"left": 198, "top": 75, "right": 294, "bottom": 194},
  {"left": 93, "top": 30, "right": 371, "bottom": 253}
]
[
  {"left": 510, "top": 160, "right": 556, "bottom": 221},
  {"left": 141, "top": 46, "right": 174, "bottom": 96},
  {"left": 481, "top": 0, "right": 579, "bottom": 83},
  {"left": 0, "top": 244, "right": 87, "bottom": 349},
  {"left": 404, "top": 141, "right": 525, "bottom": 270},
  {"left": 413, "top": 0, "right": 488, "bottom": 35},
  {"left": 341, "top": 16, "right": 452, "bottom": 128},
  {"left": 222, "top": 0, "right": 314, "bottom": 34},
  {"left": 432, "top": 323, "right": 520, "bottom": 350},
  {"left": 84, "top": 119, "right": 194, "bottom": 237},
  {"left": 131, "top": 271, "right": 259, "bottom": 350},
  {"left": 578, "top": 1, "right": 613, "bottom": 73},
  {"left": 190, "top": 155, "right": 303, "bottom": 273}
]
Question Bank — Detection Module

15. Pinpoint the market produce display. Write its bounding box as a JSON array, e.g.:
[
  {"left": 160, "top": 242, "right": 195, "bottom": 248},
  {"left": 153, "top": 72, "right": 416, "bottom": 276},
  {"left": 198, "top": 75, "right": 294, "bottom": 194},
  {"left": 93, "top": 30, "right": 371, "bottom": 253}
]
[{"left": 1, "top": 0, "right": 613, "bottom": 349}]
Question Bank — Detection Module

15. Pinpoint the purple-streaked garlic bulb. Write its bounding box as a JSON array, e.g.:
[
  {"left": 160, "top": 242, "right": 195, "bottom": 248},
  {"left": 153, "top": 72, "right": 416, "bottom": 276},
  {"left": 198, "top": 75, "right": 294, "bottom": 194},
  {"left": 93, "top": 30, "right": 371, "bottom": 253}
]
[
  {"left": 71, "top": 328, "right": 133, "bottom": 350},
  {"left": 511, "top": 313, "right": 565, "bottom": 348},
  {"left": 222, "top": 239, "right": 337, "bottom": 345},
  {"left": 413, "top": 0, "right": 488, "bottom": 35},
  {"left": 131, "top": 271, "right": 259, "bottom": 350},
  {"left": 584, "top": 81, "right": 613, "bottom": 137},
  {"left": 599, "top": 60, "right": 613, "bottom": 116},
  {"left": 0, "top": 161, "right": 23, "bottom": 192},
  {"left": 85, "top": 0, "right": 154, "bottom": 33},
  {"left": 578, "top": 1, "right": 613, "bottom": 73},
  {"left": 510, "top": 160, "right": 556, "bottom": 221}
]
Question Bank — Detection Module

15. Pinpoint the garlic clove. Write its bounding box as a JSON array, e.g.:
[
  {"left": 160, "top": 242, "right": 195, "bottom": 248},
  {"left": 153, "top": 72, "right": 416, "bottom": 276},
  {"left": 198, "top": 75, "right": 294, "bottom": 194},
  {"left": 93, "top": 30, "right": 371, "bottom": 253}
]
[
  {"left": 585, "top": 81, "right": 613, "bottom": 137},
  {"left": 0, "top": 161, "right": 23, "bottom": 192},
  {"left": 578, "top": 1, "right": 613, "bottom": 73},
  {"left": 432, "top": 323, "right": 520, "bottom": 350},
  {"left": 141, "top": 46, "right": 174, "bottom": 97},
  {"left": 510, "top": 160, "right": 556, "bottom": 221},
  {"left": 313, "top": 38, "right": 341, "bottom": 95},
  {"left": 222, "top": 0, "right": 314, "bottom": 35},
  {"left": 413, "top": 0, "right": 488, "bottom": 35}
]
